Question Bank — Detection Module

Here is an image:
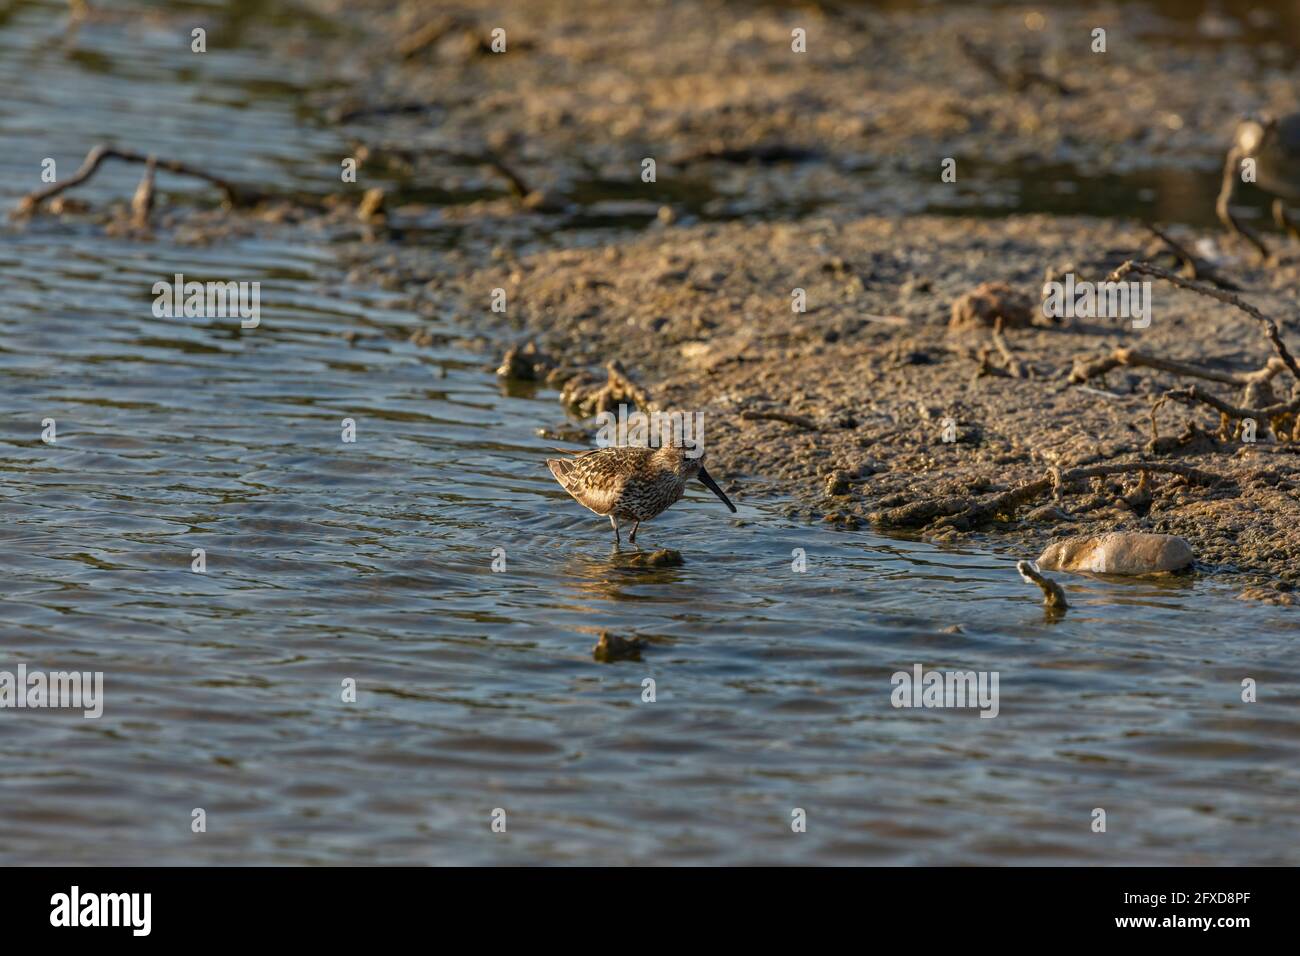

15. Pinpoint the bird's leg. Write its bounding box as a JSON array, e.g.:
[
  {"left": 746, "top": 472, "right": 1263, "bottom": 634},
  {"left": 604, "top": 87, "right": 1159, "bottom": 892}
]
[
  {"left": 1216, "top": 145, "right": 1272, "bottom": 263},
  {"left": 629, "top": 520, "right": 640, "bottom": 545},
  {"left": 1273, "top": 199, "right": 1300, "bottom": 242},
  {"left": 609, "top": 514, "right": 620, "bottom": 546}
]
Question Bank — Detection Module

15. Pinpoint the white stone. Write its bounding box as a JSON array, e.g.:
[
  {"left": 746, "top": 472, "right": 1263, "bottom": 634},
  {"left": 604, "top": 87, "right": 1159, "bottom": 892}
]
[{"left": 1037, "top": 532, "right": 1194, "bottom": 575}]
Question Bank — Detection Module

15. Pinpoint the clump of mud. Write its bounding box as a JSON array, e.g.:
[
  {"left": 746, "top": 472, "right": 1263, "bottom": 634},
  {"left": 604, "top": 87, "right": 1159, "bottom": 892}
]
[{"left": 593, "top": 630, "right": 645, "bottom": 661}]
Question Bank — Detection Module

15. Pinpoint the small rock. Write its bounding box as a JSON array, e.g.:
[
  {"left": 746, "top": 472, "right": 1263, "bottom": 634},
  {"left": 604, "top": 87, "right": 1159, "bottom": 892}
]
[
  {"left": 1236, "top": 587, "right": 1298, "bottom": 606},
  {"left": 1025, "top": 504, "right": 1071, "bottom": 523},
  {"left": 1037, "top": 532, "right": 1194, "bottom": 575},
  {"left": 821, "top": 511, "right": 860, "bottom": 529},
  {"left": 593, "top": 631, "right": 645, "bottom": 662},
  {"left": 949, "top": 281, "right": 1034, "bottom": 331},
  {"left": 900, "top": 275, "right": 932, "bottom": 297},
  {"left": 49, "top": 197, "right": 92, "bottom": 215},
  {"left": 545, "top": 366, "right": 577, "bottom": 387},
  {"left": 496, "top": 342, "right": 550, "bottom": 380},
  {"left": 623, "top": 548, "right": 684, "bottom": 568},
  {"left": 824, "top": 470, "right": 851, "bottom": 496},
  {"left": 679, "top": 341, "right": 713, "bottom": 362}
]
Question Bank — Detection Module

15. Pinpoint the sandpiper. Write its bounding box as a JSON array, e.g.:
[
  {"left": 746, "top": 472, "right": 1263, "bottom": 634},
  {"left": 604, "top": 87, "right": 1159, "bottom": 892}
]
[
  {"left": 546, "top": 445, "right": 736, "bottom": 545},
  {"left": 1219, "top": 112, "right": 1300, "bottom": 257},
  {"left": 1235, "top": 113, "right": 1300, "bottom": 201}
]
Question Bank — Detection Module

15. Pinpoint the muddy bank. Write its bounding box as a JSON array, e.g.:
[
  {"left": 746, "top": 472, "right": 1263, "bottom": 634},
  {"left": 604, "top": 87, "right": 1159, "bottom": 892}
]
[
  {"left": 24, "top": 0, "right": 1300, "bottom": 239},
  {"left": 284, "top": 0, "right": 1300, "bottom": 597},
  {"left": 13, "top": 0, "right": 1300, "bottom": 600},
  {"left": 302, "top": 0, "right": 1300, "bottom": 225},
  {"left": 369, "top": 211, "right": 1300, "bottom": 600}
]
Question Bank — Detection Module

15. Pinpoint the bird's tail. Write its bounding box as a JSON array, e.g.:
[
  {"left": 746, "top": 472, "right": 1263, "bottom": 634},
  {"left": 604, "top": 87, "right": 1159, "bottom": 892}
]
[{"left": 546, "top": 458, "right": 573, "bottom": 484}]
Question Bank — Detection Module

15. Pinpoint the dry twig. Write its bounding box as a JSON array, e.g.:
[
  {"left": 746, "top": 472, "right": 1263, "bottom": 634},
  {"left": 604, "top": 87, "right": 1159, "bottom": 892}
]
[
  {"left": 1148, "top": 394, "right": 1171, "bottom": 448},
  {"left": 1107, "top": 260, "right": 1300, "bottom": 385},
  {"left": 14, "top": 144, "right": 264, "bottom": 216},
  {"left": 1142, "top": 221, "right": 1240, "bottom": 289},
  {"left": 129, "top": 154, "right": 156, "bottom": 229},
  {"left": 396, "top": 15, "right": 468, "bottom": 59},
  {"left": 992, "top": 317, "right": 1027, "bottom": 378},
  {"left": 1161, "top": 384, "right": 1300, "bottom": 424},
  {"left": 1070, "top": 347, "right": 1285, "bottom": 388},
  {"left": 1016, "top": 561, "right": 1069, "bottom": 609},
  {"left": 872, "top": 460, "right": 1223, "bottom": 531}
]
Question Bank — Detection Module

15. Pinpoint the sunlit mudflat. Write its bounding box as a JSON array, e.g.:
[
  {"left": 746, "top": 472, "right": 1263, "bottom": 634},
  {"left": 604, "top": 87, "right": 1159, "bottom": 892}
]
[{"left": 1, "top": 0, "right": 1297, "bottom": 866}]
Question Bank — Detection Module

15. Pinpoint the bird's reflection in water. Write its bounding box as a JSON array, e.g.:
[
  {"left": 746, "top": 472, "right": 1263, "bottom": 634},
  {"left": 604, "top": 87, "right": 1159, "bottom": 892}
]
[{"left": 560, "top": 546, "right": 689, "bottom": 603}]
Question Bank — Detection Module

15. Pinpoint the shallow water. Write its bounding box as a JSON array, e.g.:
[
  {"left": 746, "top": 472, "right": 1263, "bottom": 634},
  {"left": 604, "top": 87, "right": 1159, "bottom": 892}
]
[{"left": 0, "top": 0, "right": 1298, "bottom": 865}]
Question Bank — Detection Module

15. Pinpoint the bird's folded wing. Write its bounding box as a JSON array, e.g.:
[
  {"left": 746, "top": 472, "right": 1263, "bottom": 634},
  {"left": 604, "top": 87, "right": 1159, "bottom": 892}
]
[{"left": 547, "top": 457, "right": 623, "bottom": 514}]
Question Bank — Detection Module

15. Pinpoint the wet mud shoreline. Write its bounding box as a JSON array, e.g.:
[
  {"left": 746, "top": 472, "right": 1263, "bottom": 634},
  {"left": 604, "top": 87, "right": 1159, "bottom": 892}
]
[
  {"left": 417, "top": 212, "right": 1300, "bottom": 602},
  {"left": 16, "top": 0, "right": 1300, "bottom": 600},
  {"left": 329, "top": 0, "right": 1300, "bottom": 601}
]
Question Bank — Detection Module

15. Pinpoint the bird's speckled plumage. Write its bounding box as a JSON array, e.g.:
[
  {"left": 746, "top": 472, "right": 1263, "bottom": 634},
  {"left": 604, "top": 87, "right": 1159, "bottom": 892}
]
[{"left": 547, "top": 444, "right": 735, "bottom": 544}]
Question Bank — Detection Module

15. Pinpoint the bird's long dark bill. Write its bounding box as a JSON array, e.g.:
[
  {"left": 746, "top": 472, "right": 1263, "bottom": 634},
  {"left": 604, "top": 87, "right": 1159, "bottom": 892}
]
[{"left": 697, "top": 467, "right": 737, "bottom": 512}]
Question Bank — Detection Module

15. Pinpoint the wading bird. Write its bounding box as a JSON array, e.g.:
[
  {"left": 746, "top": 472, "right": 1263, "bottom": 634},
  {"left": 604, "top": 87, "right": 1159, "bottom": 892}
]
[
  {"left": 1218, "top": 112, "right": 1300, "bottom": 259},
  {"left": 546, "top": 445, "right": 736, "bottom": 545}
]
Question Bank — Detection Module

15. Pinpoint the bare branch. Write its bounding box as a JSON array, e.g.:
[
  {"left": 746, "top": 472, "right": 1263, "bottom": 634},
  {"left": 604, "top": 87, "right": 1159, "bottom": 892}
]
[
  {"left": 14, "top": 144, "right": 264, "bottom": 216},
  {"left": 992, "top": 317, "right": 1027, "bottom": 378},
  {"left": 1070, "top": 346, "right": 1285, "bottom": 388},
  {"left": 1141, "top": 220, "right": 1240, "bottom": 289},
  {"left": 129, "top": 154, "right": 156, "bottom": 229},
  {"left": 1162, "top": 384, "right": 1300, "bottom": 422},
  {"left": 872, "top": 460, "right": 1224, "bottom": 530},
  {"left": 1017, "top": 561, "right": 1069, "bottom": 609},
  {"left": 1108, "top": 260, "right": 1300, "bottom": 384}
]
